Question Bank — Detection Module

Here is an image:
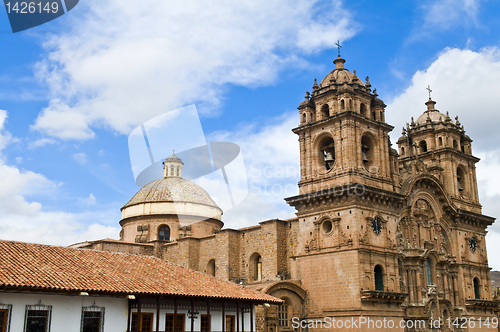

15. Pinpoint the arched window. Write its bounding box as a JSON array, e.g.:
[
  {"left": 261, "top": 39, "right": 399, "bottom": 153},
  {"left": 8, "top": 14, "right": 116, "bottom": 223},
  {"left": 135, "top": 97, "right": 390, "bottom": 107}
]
[
  {"left": 457, "top": 166, "right": 466, "bottom": 192},
  {"left": 170, "top": 165, "right": 174, "bottom": 176},
  {"left": 474, "top": 278, "right": 481, "bottom": 299},
  {"left": 321, "top": 104, "right": 329, "bottom": 119},
  {"left": 379, "top": 111, "right": 383, "bottom": 122},
  {"left": 158, "top": 225, "right": 170, "bottom": 241},
  {"left": 425, "top": 258, "right": 433, "bottom": 285},
  {"left": 419, "top": 140, "right": 428, "bottom": 153},
  {"left": 340, "top": 100, "right": 345, "bottom": 110},
  {"left": 249, "top": 253, "right": 262, "bottom": 282},
  {"left": 360, "top": 103, "right": 367, "bottom": 117},
  {"left": 318, "top": 136, "right": 335, "bottom": 170},
  {"left": 361, "top": 135, "right": 375, "bottom": 167},
  {"left": 303, "top": 113, "right": 306, "bottom": 123},
  {"left": 374, "top": 265, "right": 384, "bottom": 291},
  {"left": 176, "top": 166, "right": 180, "bottom": 176},
  {"left": 257, "top": 256, "right": 262, "bottom": 281},
  {"left": 278, "top": 301, "right": 289, "bottom": 327},
  {"left": 443, "top": 309, "right": 450, "bottom": 321},
  {"left": 207, "top": 259, "right": 216, "bottom": 277},
  {"left": 438, "top": 137, "right": 443, "bottom": 146},
  {"left": 372, "top": 111, "right": 376, "bottom": 120},
  {"left": 453, "top": 140, "right": 458, "bottom": 150}
]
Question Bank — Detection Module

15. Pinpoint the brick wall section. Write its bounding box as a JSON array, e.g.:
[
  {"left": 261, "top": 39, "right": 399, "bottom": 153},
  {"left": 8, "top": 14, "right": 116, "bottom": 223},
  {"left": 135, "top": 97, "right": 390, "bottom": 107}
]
[
  {"left": 198, "top": 232, "right": 230, "bottom": 280},
  {"left": 227, "top": 230, "right": 241, "bottom": 282}
]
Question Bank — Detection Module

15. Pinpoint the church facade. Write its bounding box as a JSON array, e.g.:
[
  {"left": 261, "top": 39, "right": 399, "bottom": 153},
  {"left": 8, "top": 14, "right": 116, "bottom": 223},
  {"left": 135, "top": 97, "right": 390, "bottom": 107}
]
[{"left": 74, "top": 55, "right": 499, "bottom": 331}]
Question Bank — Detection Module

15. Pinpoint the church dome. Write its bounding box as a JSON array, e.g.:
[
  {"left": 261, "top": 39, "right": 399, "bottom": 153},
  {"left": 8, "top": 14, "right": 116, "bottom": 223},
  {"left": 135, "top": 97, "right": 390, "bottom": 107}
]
[
  {"left": 123, "top": 177, "right": 220, "bottom": 209},
  {"left": 415, "top": 99, "right": 447, "bottom": 125},
  {"left": 123, "top": 177, "right": 220, "bottom": 210},
  {"left": 320, "top": 56, "right": 365, "bottom": 87},
  {"left": 121, "top": 153, "right": 222, "bottom": 222}
]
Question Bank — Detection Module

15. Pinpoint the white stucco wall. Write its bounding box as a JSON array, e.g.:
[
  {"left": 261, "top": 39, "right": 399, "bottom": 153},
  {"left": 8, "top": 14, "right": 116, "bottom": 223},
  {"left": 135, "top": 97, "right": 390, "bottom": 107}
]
[
  {"left": 0, "top": 292, "right": 256, "bottom": 332},
  {"left": 0, "top": 292, "right": 127, "bottom": 332},
  {"left": 122, "top": 202, "right": 222, "bottom": 222}
]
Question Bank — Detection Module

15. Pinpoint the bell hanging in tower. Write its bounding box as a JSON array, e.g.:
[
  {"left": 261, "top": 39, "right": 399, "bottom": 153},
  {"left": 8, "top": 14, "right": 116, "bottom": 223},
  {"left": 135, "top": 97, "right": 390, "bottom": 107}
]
[
  {"left": 325, "top": 152, "right": 334, "bottom": 163},
  {"left": 362, "top": 145, "right": 369, "bottom": 163}
]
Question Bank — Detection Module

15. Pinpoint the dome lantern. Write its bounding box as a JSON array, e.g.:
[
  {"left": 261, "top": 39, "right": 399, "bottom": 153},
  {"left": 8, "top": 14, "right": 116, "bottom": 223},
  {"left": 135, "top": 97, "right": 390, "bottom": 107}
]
[{"left": 163, "top": 151, "right": 184, "bottom": 178}]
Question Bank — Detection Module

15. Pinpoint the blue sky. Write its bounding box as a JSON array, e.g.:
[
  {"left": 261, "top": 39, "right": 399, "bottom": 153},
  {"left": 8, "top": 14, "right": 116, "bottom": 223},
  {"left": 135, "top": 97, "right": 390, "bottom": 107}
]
[{"left": 2, "top": 0, "right": 500, "bottom": 268}]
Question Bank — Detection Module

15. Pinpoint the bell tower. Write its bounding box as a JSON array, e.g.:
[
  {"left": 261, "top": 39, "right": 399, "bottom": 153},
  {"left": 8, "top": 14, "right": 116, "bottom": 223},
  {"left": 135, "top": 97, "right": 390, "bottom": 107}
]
[
  {"left": 396, "top": 98, "right": 481, "bottom": 213},
  {"left": 286, "top": 55, "right": 406, "bottom": 328},
  {"left": 295, "top": 55, "right": 395, "bottom": 196}
]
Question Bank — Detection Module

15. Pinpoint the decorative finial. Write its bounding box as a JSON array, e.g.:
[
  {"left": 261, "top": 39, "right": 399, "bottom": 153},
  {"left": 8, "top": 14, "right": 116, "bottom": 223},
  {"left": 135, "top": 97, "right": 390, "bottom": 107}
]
[
  {"left": 411, "top": 117, "right": 415, "bottom": 127},
  {"left": 373, "top": 88, "right": 378, "bottom": 96},
  {"left": 353, "top": 69, "right": 356, "bottom": 75},
  {"left": 305, "top": 91, "right": 310, "bottom": 100},
  {"left": 402, "top": 127, "right": 406, "bottom": 135},
  {"left": 455, "top": 116, "right": 461, "bottom": 126},
  {"left": 426, "top": 85, "right": 432, "bottom": 99},
  {"left": 335, "top": 40, "right": 342, "bottom": 56},
  {"left": 313, "top": 78, "right": 319, "bottom": 91}
]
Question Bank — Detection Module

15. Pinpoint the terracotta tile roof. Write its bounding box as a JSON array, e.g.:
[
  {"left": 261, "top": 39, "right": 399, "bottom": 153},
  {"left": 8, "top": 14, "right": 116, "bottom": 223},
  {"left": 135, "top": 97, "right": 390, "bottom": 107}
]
[{"left": 0, "top": 240, "right": 281, "bottom": 303}]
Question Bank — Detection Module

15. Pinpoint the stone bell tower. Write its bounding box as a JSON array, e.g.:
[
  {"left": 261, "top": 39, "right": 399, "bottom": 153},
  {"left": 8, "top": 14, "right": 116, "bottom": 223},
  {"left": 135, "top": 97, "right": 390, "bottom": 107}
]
[
  {"left": 396, "top": 98, "right": 481, "bottom": 214},
  {"left": 295, "top": 55, "right": 395, "bottom": 196},
  {"left": 286, "top": 55, "right": 407, "bottom": 330}
]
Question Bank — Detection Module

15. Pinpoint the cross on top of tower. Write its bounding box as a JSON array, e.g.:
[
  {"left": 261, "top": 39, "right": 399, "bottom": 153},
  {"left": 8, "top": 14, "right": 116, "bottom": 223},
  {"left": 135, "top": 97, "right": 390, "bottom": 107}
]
[
  {"left": 426, "top": 85, "right": 432, "bottom": 99},
  {"left": 335, "top": 40, "right": 342, "bottom": 56}
]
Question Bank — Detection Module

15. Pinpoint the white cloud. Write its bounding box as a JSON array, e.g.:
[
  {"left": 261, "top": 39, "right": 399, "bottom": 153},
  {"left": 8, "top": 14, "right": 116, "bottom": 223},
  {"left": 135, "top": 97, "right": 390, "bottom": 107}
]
[
  {"left": 32, "top": 0, "right": 358, "bottom": 140},
  {"left": 422, "top": 0, "right": 482, "bottom": 30},
  {"left": 79, "top": 193, "right": 97, "bottom": 206},
  {"left": 0, "top": 111, "right": 120, "bottom": 246},
  {"left": 386, "top": 46, "right": 500, "bottom": 270},
  {"left": 207, "top": 113, "right": 300, "bottom": 228},
  {"left": 387, "top": 47, "right": 500, "bottom": 150},
  {"left": 73, "top": 152, "right": 88, "bottom": 164},
  {"left": 28, "top": 137, "right": 57, "bottom": 149},
  {"left": 0, "top": 110, "right": 12, "bottom": 158}
]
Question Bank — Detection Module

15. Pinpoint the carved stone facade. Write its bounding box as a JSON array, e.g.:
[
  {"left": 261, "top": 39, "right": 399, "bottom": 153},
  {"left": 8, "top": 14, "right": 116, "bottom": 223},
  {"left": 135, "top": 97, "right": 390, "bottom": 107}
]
[{"left": 74, "top": 56, "right": 498, "bottom": 332}]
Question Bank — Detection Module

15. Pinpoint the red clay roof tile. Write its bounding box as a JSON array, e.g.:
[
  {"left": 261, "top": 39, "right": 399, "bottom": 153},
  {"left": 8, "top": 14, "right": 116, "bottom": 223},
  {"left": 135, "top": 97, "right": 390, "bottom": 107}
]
[{"left": 0, "top": 240, "right": 281, "bottom": 303}]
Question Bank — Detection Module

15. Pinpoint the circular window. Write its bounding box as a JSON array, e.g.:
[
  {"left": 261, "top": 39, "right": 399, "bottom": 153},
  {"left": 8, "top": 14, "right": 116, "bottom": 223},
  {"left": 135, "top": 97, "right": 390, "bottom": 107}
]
[{"left": 322, "top": 220, "right": 333, "bottom": 234}]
